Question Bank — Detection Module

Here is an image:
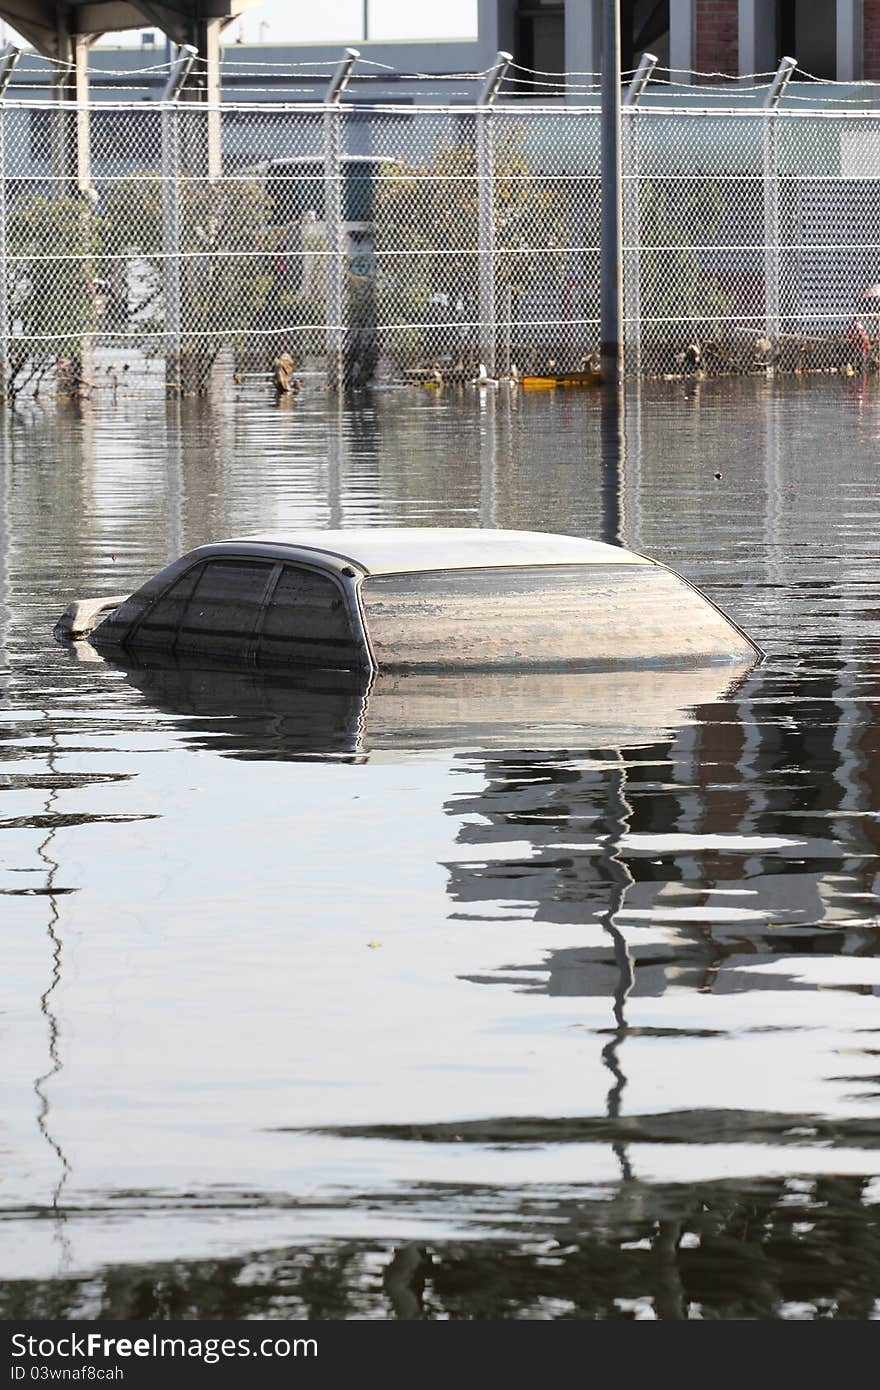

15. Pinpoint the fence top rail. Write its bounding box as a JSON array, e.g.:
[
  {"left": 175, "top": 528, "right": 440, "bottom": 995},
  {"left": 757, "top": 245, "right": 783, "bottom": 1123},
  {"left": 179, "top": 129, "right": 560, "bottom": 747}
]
[{"left": 3, "top": 98, "right": 880, "bottom": 119}]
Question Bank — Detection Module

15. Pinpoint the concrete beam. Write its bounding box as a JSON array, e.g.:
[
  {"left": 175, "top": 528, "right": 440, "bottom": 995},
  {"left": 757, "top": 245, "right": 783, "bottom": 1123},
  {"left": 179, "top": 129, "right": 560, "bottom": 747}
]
[
  {"left": 77, "top": 3, "right": 146, "bottom": 32},
  {"left": 0, "top": 0, "right": 258, "bottom": 51},
  {"left": 477, "top": 0, "right": 516, "bottom": 73},
  {"left": 51, "top": 33, "right": 92, "bottom": 194},
  {"left": 565, "top": 0, "right": 602, "bottom": 97},
  {"left": 837, "top": 0, "right": 864, "bottom": 80},
  {"left": 0, "top": 0, "right": 55, "bottom": 55},
  {"left": 738, "top": 0, "right": 777, "bottom": 76},
  {"left": 669, "top": 0, "right": 696, "bottom": 83}
]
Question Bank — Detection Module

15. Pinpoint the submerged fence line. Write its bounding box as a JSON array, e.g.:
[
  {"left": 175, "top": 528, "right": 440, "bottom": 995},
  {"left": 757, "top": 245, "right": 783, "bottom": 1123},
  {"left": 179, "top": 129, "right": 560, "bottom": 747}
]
[{"left": 0, "top": 96, "right": 879, "bottom": 398}]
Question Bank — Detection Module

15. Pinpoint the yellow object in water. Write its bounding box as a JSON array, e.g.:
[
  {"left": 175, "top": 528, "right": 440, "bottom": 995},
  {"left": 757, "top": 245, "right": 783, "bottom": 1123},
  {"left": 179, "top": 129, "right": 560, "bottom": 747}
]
[{"left": 520, "top": 371, "right": 603, "bottom": 390}]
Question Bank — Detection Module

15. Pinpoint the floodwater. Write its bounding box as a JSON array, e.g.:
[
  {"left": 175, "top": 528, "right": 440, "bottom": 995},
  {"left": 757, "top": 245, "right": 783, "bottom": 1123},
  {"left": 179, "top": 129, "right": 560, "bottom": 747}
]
[{"left": 1, "top": 376, "right": 879, "bottom": 1321}]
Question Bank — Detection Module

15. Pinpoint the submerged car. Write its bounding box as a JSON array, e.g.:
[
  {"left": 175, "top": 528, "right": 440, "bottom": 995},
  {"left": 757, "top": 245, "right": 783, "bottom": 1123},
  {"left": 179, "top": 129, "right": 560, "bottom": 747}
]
[{"left": 54, "top": 527, "right": 762, "bottom": 671}]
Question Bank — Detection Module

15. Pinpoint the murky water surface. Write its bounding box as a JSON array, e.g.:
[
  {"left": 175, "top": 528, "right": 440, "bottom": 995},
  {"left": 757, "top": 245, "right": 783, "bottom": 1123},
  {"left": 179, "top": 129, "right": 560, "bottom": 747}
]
[{"left": 2, "top": 378, "right": 880, "bottom": 1320}]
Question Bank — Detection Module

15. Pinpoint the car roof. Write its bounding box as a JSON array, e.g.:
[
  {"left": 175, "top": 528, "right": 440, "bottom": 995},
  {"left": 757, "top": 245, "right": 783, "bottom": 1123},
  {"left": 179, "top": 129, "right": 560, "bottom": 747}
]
[{"left": 224, "top": 528, "right": 650, "bottom": 576}]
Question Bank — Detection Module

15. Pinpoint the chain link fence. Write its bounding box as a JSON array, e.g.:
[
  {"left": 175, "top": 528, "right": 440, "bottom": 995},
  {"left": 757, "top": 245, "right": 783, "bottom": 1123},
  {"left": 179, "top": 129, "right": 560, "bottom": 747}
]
[{"left": 0, "top": 96, "right": 879, "bottom": 399}]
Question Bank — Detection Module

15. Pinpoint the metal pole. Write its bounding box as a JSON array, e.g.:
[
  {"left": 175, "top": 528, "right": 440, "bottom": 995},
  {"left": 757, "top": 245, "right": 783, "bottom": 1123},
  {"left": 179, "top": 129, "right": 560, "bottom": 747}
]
[
  {"left": 625, "top": 50, "right": 657, "bottom": 106},
  {"left": 324, "top": 104, "right": 344, "bottom": 389},
  {"left": 477, "top": 49, "right": 511, "bottom": 105},
  {"left": 600, "top": 380, "right": 625, "bottom": 545},
  {"left": 161, "top": 43, "right": 197, "bottom": 100},
  {"left": 161, "top": 48, "right": 195, "bottom": 396},
  {"left": 0, "top": 43, "right": 19, "bottom": 96},
  {"left": 476, "top": 51, "right": 511, "bottom": 379},
  {"left": 324, "top": 50, "right": 359, "bottom": 389},
  {"left": 762, "top": 57, "right": 795, "bottom": 349},
  {"left": 600, "top": 0, "right": 623, "bottom": 385},
  {"left": 622, "top": 52, "right": 656, "bottom": 379},
  {"left": 504, "top": 280, "right": 513, "bottom": 376},
  {"left": 479, "top": 388, "right": 497, "bottom": 528},
  {"left": 325, "top": 47, "right": 359, "bottom": 105},
  {"left": 162, "top": 106, "right": 182, "bottom": 394},
  {"left": 0, "top": 45, "right": 20, "bottom": 399},
  {"left": 765, "top": 53, "right": 796, "bottom": 110}
]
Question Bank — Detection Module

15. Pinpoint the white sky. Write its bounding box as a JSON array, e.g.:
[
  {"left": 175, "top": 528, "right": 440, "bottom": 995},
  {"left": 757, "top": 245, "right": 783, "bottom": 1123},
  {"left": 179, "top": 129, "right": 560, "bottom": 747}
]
[
  {"left": 231, "top": 1, "right": 479, "bottom": 44},
  {"left": 0, "top": 2, "right": 479, "bottom": 49}
]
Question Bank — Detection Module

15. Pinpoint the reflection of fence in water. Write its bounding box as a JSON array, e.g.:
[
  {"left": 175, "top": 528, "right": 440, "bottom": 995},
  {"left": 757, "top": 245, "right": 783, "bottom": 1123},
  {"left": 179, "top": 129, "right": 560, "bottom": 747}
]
[{"left": 1, "top": 99, "right": 880, "bottom": 396}]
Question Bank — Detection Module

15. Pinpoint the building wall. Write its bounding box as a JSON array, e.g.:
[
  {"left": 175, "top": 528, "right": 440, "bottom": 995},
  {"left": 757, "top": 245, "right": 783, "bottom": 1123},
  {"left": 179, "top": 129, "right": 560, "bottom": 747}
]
[
  {"left": 6, "top": 4, "right": 880, "bottom": 95},
  {"left": 865, "top": 0, "right": 880, "bottom": 79},
  {"left": 695, "top": 0, "right": 738, "bottom": 78}
]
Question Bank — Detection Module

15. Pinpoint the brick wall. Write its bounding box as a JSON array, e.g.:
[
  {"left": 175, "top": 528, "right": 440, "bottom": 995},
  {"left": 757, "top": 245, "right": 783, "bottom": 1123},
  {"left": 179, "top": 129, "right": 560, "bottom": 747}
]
[
  {"left": 695, "top": 0, "right": 738, "bottom": 80},
  {"left": 865, "top": 0, "right": 880, "bottom": 79}
]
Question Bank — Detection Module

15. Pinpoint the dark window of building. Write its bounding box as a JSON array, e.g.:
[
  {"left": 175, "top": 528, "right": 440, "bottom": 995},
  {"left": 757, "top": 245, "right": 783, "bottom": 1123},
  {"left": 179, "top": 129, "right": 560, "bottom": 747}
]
[
  {"left": 516, "top": 3, "right": 565, "bottom": 83},
  {"left": 627, "top": 1, "right": 671, "bottom": 72},
  {"left": 258, "top": 565, "right": 361, "bottom": 669},
  {"left": 514, "top": 2, "right": 670, "bottom": 89},
  {"left": 778, "top": 0, "right": 836, "bottom": 79}
]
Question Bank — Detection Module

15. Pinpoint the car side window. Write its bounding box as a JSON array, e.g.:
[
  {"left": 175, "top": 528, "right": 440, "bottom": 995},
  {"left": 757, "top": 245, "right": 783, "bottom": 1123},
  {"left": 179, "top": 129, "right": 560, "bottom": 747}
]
[
  {"left": 258, "top": 565, "right": 360, "bottom": 669},
  {"left": 176, "top": 559, "right": 276, "bottom": 657},
  {"left": 131, "top": 563, "right": 205, "bottom": 647}
]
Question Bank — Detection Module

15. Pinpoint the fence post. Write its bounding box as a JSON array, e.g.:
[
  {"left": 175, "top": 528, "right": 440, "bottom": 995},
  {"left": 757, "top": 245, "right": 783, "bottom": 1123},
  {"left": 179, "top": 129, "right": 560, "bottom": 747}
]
[
  {"left": 763, "top": 56, "right": 796, "bottom": 352},
  {"left": 161, "top": 45, "right": 196, "bottom": 397},
  {"left": 622, "top": 53, "right": 656, "bottom": 379},
  {"left": 324, "top": 49, "right": 359, "bottom": 390},
  {"left": 0, "top": 45, "right": 20, "bottom": 399},
  {"left": 0, "top": 104, "right": 6, "bottom": 400},
  {"left": 476, "top": 52, "right": 511, "bottom": 378},
  {"left": 600, "top": 0, "right": 623, "bottom": 387}
]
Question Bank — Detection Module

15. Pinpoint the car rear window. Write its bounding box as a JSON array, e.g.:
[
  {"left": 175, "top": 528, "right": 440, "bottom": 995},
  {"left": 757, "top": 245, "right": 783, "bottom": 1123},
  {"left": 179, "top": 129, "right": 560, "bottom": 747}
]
[
  {"left": 360, "top": 563, "right": 730, "bottom": 669},
  {"left": 258, "top": 565, "right": 361, "bottom": 669}
]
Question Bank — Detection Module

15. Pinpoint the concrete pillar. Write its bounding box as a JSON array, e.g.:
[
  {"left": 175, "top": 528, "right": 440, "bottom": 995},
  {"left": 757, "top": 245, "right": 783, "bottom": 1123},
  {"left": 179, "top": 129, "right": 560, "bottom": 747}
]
[
  {"left": 738, "top": 0, "right": 777, "bottom": 76},
  {"left": 867, "top": 0, "right": 880, "bottom": 79},
  {"left": 477, "top": 0, "right": 517, "bottom": 71},
  {"left": 669, "top": 0, "right": 697, "bottom": 83},
  {"left": 837, "top": 0, "right": 864, "bottom": 79},
  {"left": 180, "top": 17, "right": 222, "bottom": 180},
  {"left": 565, "top": 0, "right": 603, "bottom": 93},
  {"left": 49, "top": 30, "right": 94, "bottom": 395},
  {"left": 51, "top": 33, "right": 91, "bottom": 195}
]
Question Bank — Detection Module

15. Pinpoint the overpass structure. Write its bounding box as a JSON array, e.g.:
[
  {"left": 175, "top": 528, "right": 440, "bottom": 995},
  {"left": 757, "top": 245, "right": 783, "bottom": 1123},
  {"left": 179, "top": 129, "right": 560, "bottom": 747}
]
[
  {"left": 0, "top": 2, "right": 255, "bottom": 96},
  {"left": 0, "top": 3, "right": 255, "bottom": 187}
]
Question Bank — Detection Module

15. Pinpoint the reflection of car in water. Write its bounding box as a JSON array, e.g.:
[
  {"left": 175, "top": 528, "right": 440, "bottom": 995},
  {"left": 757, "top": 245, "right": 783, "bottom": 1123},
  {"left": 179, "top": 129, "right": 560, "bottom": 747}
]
[
  {"left": 54, "top": 527, "right": 763, "bottom": 674},
  {"left": 69, "top": 655, "right": 752, "bottom": 764}
]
